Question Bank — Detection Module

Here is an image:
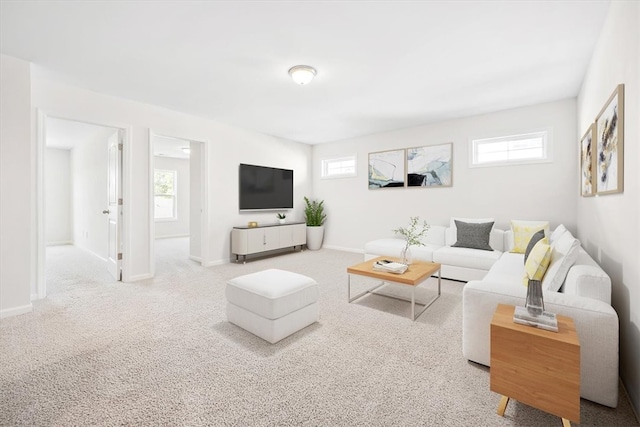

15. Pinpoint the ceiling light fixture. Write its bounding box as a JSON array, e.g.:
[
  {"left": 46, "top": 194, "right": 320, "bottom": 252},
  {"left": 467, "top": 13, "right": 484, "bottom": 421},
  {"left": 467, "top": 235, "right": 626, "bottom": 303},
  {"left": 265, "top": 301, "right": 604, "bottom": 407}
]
[
  {"left": 288, "top": 65, "right": 317, "bottom": 85},
  {"left": 181, "top": 147, "right": 191, "bottom": 154}
]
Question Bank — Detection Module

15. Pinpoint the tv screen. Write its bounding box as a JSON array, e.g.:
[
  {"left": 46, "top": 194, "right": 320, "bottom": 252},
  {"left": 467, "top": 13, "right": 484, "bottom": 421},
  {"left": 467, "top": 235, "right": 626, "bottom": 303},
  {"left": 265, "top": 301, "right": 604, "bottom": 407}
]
[{"left": 239, "top": 164, "right": 294, "bottom": 211}]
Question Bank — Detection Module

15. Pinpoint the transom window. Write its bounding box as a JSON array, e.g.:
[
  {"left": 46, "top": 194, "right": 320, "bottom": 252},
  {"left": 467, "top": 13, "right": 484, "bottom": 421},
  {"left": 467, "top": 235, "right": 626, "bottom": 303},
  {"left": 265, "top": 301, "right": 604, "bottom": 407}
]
[
  {"left": 154, "top": 169, "right": 177, "bottom": 220},
  {"left": 321, "top": 155, "right": 357, "bottom": 179},
  {"left": 470, "top": 131, "right": 550, "bottom": 167}
]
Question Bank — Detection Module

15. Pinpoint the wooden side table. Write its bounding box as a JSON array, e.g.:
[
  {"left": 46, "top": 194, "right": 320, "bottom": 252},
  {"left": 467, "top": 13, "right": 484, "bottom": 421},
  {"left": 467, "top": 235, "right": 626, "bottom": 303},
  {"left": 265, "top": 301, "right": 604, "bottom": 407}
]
[{"left": 490, "top": 304, "right": 580, "bottom": 426}]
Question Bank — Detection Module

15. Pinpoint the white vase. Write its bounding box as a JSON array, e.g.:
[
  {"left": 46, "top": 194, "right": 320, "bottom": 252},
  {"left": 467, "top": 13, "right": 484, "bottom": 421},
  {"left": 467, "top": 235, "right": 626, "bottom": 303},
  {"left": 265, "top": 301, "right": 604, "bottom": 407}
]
[
  {"left": 278, "top": 219, "right": 285, "bottom": 224},
  {"left": 306, "top": 225, "right": 325, "bottom": 250}
]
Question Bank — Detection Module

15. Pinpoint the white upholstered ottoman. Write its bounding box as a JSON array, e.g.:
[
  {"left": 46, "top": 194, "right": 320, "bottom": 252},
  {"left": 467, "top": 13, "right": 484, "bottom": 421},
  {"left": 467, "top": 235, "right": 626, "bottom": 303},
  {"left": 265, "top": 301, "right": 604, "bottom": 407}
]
[{"left": 226, "top": 269, "right": 319, "bottom": 344}]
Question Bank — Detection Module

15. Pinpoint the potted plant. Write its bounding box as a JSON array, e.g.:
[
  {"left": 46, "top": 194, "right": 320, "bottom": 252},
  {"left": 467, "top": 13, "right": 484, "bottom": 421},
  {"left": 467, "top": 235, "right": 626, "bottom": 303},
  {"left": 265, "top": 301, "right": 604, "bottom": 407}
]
[
  {"left": 276, "top": 213, "right": 286, "bottom": 224},
  {"left": 392, "top": 216, "right": 430, "bottom": 265},
  {"left": 304, "top": 196, "right": 326, "bottom": 250}
]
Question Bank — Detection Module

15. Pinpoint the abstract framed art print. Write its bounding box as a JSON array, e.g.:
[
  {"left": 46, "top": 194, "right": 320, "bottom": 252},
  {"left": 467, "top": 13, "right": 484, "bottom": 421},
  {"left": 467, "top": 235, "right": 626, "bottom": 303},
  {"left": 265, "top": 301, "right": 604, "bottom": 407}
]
[
  {"left": 580, "top": 124, "right": 596, "bottom": 197},
  {"left": 595, "top": 84, "right": 624, "bottom": 195},
  {"left": 406, "top": 143, "right": 452, "bottom": 187},
  {"left": 368, "top": 149, "right": 405, "bottom": 189}
]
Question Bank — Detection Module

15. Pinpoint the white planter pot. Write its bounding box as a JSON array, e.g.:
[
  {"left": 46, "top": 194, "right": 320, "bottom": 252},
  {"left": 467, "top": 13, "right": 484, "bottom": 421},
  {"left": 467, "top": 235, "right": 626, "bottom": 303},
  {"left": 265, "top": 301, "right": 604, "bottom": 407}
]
[{"left": 306, "top": 225, "right": 325, "bottom": 250}]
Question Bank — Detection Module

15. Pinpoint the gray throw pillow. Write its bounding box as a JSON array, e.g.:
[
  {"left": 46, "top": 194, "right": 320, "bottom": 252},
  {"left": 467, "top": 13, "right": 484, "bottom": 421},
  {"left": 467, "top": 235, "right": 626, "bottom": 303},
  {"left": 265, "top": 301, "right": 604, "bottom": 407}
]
[
  {"left": 452, "top": 220, "right": 494, "bottom": 251},
  {"left": 524, "top": 229, "right": 546, "bottom": 265}
]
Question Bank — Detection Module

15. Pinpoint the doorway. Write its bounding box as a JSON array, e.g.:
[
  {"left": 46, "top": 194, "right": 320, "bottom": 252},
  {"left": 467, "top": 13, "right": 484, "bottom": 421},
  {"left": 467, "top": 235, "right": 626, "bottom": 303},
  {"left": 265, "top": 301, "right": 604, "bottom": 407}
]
[
  {"left": 37, "top": 115, "right": 125, "bottom": 298},
  {"left": 150, "top": 133, "right": 206, "bottom": 275}
]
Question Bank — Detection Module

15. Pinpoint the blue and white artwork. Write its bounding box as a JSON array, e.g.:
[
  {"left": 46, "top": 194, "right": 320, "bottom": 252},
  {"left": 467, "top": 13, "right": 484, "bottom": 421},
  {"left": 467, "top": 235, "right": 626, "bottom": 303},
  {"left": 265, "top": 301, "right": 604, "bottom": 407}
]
[
  {"left": 407, "top": 143, "right": 452, "bottom": 187},
  {"left": 368, "top": 149, "right": 405, "bottom": 189}
]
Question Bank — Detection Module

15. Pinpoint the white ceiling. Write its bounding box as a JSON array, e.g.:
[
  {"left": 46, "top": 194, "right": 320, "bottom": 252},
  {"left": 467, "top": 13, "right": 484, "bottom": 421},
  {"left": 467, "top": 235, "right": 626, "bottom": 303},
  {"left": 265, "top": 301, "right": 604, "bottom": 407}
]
[
  {"left": 153, "top": 135, "right": 191, "bottom": 159},
  {"left": 46, "top": 117, "right": 116, "bottom": 150},
  {"left": 1, "top": 1, "right": 610, "bottom": 144},
  {"left": 47, "top": 117, "right": 191, "bottom": 159}
]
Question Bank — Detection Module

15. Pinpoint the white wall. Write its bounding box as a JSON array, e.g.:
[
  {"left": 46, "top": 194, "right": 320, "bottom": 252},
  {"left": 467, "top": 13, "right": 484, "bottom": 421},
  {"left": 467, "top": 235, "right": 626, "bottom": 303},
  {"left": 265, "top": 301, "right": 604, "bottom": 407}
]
[
  {"left": 312, "top": 99, "right": 577, "bottom": 252},
  {"left": 154, "top": 156, "right": 190, "bottom": 238},
  {"left": 576, "top": 1, "right": 640, "bottom": 415},
  {"left": 71, "top": 128, "right": 114, "bottom": 259},
  {"left": 45, "top": 148, "right": 71, "bottom": 245},
  {"left": 190, "top": 142, "right": 202, "bottom": 260},
  {"left": 0, "top": 54, "right": 33, "bottom": 317},
  {"left": 29, "top": 71, "right": 312, "bottom": 282}
]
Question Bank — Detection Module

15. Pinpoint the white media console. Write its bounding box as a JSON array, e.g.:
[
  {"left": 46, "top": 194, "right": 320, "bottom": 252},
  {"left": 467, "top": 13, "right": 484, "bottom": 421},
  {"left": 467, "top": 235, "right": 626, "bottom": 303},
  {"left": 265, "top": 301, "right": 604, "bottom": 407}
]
[{"left": 231, "top": 222, "right": 306, "bottom": 263}]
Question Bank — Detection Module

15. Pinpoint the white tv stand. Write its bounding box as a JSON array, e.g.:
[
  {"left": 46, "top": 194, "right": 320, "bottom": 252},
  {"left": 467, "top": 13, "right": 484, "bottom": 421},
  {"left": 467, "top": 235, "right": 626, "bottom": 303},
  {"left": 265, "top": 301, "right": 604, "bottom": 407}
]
[{"left": 231, "top": 222, "right": 306, "bottom": 263}]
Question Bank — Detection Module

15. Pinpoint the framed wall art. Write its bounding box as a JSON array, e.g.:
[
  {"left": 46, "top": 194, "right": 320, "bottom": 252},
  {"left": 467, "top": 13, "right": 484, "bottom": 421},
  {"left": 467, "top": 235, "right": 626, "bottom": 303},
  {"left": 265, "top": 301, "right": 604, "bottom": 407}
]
[
  {"left": 595, "top": 84, "right": 624, "bottom": 195},
  {"left": 406, "top": 142, "right": 452, "bottom": 187},
  {"left": 580, "top": 124, "right": 596, "bottom": 197},
  {"left": 368, "top": 149, "right": 405, "bottom": 189}
]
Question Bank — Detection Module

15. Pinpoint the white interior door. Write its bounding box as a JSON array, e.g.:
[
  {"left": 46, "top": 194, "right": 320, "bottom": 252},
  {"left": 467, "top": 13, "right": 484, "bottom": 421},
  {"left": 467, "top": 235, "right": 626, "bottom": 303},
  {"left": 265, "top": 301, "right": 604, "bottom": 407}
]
[{"left": 106, "top": 131, "right": 122, "bottom": 280}]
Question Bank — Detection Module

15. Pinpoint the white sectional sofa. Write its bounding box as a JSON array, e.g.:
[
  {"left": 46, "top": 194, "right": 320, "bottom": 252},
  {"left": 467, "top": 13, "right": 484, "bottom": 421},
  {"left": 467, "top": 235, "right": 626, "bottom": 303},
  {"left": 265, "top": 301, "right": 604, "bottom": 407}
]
[{"left": 364, "top": 220, "right": 619, "bottom": 408}]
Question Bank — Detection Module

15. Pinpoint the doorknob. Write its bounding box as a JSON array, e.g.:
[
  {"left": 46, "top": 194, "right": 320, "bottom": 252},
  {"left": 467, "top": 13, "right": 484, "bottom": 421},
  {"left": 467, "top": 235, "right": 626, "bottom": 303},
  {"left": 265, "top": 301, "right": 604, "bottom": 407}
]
[{"left": 102, "top": 210, "right": 110, "bottom": 214}]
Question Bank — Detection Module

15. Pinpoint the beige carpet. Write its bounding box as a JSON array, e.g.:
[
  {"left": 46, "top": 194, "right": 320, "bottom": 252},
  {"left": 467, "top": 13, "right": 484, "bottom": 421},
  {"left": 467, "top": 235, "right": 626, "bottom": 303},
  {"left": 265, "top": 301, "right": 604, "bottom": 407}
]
[{"left": 0, "top": 239, "right": 637, "bottom": 426}]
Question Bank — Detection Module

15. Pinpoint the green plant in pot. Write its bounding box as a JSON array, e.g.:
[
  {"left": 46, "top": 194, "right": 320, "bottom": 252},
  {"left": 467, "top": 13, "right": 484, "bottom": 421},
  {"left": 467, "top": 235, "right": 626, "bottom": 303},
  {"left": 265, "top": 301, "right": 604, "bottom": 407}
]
[
  {"left": 304, "top": 197, "right": 326, "bottom": 250},
  {"left": 276, "top": 213, "right": 286, "bottom": 224}
]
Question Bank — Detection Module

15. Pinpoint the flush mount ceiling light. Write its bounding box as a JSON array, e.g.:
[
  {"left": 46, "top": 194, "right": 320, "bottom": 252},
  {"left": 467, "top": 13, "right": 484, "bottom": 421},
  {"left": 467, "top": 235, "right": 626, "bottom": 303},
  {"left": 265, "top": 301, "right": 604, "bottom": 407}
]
[{"left": 288, "top": 65, "right": 317, "bottom": 85}]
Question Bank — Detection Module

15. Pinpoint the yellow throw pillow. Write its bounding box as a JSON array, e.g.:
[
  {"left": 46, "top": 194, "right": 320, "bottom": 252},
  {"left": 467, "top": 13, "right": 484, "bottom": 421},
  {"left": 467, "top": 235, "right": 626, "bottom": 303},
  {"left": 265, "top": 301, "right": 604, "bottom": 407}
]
[
  {"left": 522, "top": 240, "right": 552, "bottom": 286},
  {"left": 511, "top": 220, "right": 550, "bottom": 254}
]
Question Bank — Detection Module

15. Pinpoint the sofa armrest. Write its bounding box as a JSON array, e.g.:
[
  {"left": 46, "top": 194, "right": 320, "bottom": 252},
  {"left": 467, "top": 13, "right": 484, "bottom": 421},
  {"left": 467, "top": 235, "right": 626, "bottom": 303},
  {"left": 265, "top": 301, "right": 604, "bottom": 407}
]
[
  {"left": 462, "top": 280, "right": 619, "bottom": 407},
  {"left": 563, "top": 265, "right": 611, "bottom": 305}
]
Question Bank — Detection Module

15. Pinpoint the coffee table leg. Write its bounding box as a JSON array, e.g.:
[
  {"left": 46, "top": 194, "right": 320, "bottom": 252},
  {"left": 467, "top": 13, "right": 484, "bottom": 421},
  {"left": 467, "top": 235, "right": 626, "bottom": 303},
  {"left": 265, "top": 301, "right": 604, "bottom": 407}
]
[
  {"left": 348, "top": 275, "right": 387, "bottom": 303},
  {"left": 411, "top": 287, "right": 415, "bottom": 320}
]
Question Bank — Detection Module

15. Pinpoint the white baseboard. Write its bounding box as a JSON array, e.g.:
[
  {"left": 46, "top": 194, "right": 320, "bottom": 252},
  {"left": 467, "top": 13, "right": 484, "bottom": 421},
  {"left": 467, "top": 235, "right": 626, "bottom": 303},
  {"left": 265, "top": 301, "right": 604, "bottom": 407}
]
[
  {"left": 0, "top": 303, "right": 33, "bottom": 319},
  {"left": 189, "top": 255, "right": 202, "bottom": 263},
  {"left": 127, "top": 273, "right": 153, "bottom": 281},
  {"left": 323, "top": 245, "right": 364, "bottom": 254},
  {"left": 202, "top": 258, "right": 230, "bottom": 267},
  {"left": 46, "top": 241, "right": 73, "bottom": 246},
  {"left": 155, "top": 234, "right": 189, "bottom": 239},
  {"left": 74, "top": 245, "right": 108, "bottom": 262}
]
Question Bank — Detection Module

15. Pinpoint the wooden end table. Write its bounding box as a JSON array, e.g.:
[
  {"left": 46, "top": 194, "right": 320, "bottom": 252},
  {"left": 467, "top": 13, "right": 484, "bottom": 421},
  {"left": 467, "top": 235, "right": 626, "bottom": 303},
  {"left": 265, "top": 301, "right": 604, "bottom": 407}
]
[
  {"left": 346, "top": 256, "right": 441, "bottom": 321},
  {"left": 490, "top": 304, "right": 580, "bottom": 426}
]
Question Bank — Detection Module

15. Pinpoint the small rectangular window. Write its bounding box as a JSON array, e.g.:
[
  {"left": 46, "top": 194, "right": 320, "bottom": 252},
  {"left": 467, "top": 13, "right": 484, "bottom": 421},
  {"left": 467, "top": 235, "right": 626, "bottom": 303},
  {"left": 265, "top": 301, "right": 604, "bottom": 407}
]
[
  {"left": 470, "top": 131, "right": 550, "bottom": 167},
  {"left": 321, "top": 155, "right": 357, "bottom": 179},
  {"left": 154, "top": 169, "right": 177, "bottom": 220}
]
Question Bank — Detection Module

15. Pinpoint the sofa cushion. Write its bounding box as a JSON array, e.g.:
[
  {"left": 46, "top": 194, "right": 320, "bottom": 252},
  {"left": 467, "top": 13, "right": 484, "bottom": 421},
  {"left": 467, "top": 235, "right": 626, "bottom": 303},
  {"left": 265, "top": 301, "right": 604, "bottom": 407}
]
[
  {"left": 433, "top": 246, "right": 502, "bottom": 270},
  {"left": 524, "top": 230, "right": 547, "bottom": 264},
  {"left": 446, "top": 217, "right": 494, "bottom": 246},
  {"left": 364, "top": 238, "right": 439, "bottom": 262},
  {"left": 226, "top": 269, "right": 318, "bottom": 320},
  {"left": 542, "top": 230, "right": 581, "bottom": 292},
  {"left": 452, "top": 220, "right": 494, "bottom": 251},
  {"left": 550, "top": 224, "right": 568, "bottom": 244},
  {"left": 522, "top": 240, "right": 552, "bottom": 285},
  {"left": 510, "top": 220, "right": 549, "bottom": 253}
]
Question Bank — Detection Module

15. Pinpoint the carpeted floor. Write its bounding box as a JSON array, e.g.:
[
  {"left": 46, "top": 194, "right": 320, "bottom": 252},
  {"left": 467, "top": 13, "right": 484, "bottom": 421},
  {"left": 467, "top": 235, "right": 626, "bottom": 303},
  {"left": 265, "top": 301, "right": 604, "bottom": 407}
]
[{"left": 0, "top": 239, "right": 637, "bottom": 426}]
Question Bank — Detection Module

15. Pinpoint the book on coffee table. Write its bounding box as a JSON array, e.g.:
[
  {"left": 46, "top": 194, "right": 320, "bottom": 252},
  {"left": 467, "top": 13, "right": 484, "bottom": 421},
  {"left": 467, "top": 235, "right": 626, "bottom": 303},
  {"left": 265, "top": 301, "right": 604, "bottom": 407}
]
[
  {"left": 372, "top": 260, "right": 408, "bottom": 274},
  {"left": 513, "top": 306, "right": 559, "bottom": 332}
]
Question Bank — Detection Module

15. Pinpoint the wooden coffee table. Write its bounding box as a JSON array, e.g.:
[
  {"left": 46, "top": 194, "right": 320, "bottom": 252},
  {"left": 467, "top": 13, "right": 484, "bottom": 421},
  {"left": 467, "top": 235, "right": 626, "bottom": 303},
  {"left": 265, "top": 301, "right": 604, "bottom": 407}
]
[{"left": 346, "top": 256, "right": 442, "bottom": 321}]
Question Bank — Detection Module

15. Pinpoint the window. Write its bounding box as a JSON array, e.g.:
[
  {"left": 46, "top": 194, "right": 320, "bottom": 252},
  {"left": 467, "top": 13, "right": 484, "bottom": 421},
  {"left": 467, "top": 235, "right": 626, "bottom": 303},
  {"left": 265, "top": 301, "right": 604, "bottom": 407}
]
[
  {"left": 154, "top": 169, "right": 177, "bottom": 220},
  {"left": 321, "top": 154, "right": 357, "bottom": 178},
  {"left": 470, "top": 131, "right": 550, "bottom": 167}
]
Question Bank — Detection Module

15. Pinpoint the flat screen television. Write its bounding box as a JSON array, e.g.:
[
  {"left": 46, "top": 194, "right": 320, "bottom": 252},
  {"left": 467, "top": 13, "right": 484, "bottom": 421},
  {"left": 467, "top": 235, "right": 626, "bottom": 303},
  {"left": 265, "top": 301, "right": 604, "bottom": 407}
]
[{"left": 239, "top": 163, "right": 294, "bottom": 211}]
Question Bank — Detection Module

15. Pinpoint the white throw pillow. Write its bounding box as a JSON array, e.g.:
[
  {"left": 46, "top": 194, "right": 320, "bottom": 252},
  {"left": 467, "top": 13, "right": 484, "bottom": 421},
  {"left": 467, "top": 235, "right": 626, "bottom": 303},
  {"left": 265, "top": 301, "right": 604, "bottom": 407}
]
[
  {"left": 542, "top": 230, "right": 581, "bottom": 292},
  {"left": 550, "top": 224, "right": 568, "bottom": 244},
  {"left": 446, "top": 217, "right": 494, "bottom": 246}
]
